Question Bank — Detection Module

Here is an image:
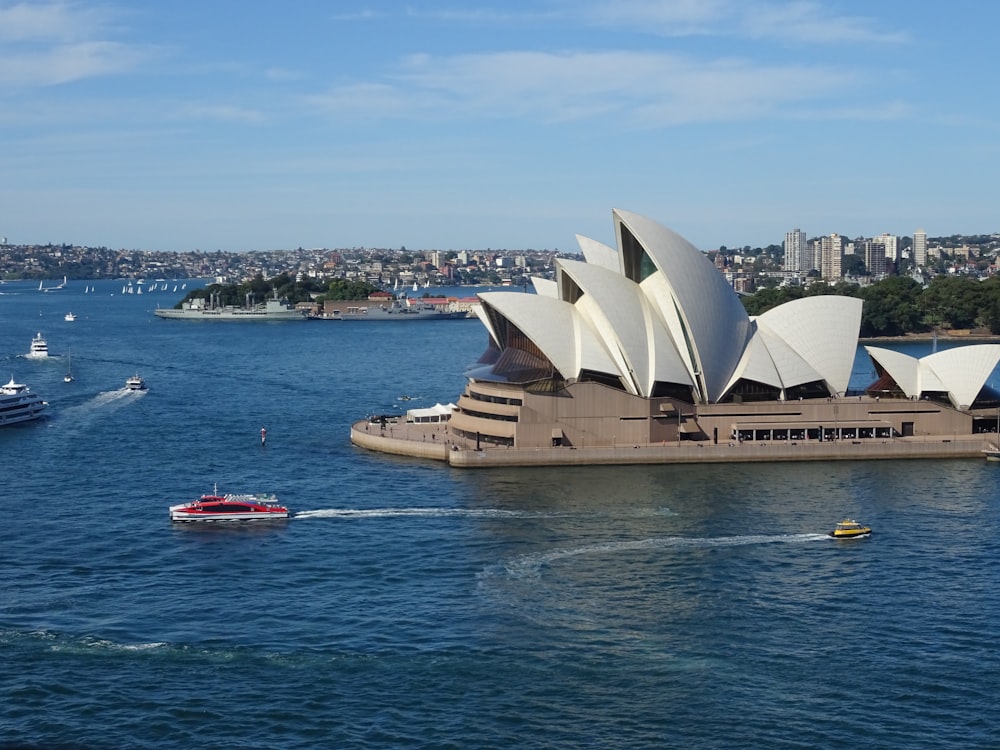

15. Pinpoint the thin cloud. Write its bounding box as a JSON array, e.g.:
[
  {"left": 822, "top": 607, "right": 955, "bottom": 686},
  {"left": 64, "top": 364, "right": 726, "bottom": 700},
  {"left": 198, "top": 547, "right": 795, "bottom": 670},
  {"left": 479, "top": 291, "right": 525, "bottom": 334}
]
[
  {"left": 172, "top": 103, "right": 268, "bottom": 124},
  {"left": 737, "top": 1, "right": 909, "bottom": 44},
  {"left": 0, "top": 41, "right": 151, "bottom": 87},
  {"left": 265, "top": 66, "right": 303, "bottom": 82},
  {"left": 0, "top": 0, "right": 114, "bottom": 42},
  {"left": 407, "top": 1, "right": 909, "bottom": 45},
  {"left": 0, "top": 1, "right": 150, "bottom": 87},
  {"left": 584, "top": 0, "right": 909, "bottom": 43},
  {"left": 306, "top": 50, "right": 864, "bottom": 127},
  {"left": 329, "top": 9, "right": 387, "bottom": 22}
]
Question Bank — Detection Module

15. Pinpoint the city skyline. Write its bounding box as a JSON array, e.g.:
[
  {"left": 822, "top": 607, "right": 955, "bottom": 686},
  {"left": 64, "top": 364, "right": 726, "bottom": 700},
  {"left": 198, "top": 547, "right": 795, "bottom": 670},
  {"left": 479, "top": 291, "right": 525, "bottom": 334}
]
[{"left": 2, "top": 1, "right": 998, "bottom": 253}]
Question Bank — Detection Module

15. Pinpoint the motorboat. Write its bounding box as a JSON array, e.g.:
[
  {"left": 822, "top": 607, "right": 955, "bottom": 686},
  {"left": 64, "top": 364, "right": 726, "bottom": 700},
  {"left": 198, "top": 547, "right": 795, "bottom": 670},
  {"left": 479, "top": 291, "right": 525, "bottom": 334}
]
[
  {"left": 0, "top": 376, "right": 47, "bottom": 426},
  {"left": 829, "top": 519, "right": 872, "bottom": 539},
  {"left": 26, "top": 332, "right": 48, "bottom": 358},
  {"left": 64, "top": 312, "right": 76, "bottom": 322},
  {"left": 983, "top": 445, "right": 1000, "bottom": 461},
  {"left": 125, "top": 374, "right": 146, "bottom": 391},
  {"left": 169, "top": 491, "right": 289, "bottom": 522}
]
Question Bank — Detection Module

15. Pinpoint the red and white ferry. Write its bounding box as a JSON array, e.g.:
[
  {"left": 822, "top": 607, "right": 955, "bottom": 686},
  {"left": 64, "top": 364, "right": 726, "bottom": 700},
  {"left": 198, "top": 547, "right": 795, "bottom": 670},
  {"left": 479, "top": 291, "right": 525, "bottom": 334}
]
[{"left": 169, "top": 489, "right": 289, "bottom": 522}]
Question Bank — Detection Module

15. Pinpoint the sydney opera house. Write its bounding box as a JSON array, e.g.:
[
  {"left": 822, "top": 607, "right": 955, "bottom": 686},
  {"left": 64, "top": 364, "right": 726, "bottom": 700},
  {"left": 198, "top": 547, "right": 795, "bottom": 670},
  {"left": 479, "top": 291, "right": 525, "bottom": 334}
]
[{"left": 352, "top": 209, "right": 1000, "bottom": 466}]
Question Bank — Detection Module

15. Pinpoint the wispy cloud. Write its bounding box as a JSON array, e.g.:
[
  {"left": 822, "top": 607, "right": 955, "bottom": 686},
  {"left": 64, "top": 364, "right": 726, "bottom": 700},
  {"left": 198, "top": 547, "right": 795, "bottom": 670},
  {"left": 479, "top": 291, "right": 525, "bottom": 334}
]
[
  {"left": 306, "top": 50, "right": 863, "bottom": 127},
  {"left": 0, "top": 41, "right": 151, "bottom": 87},
  {"left": 0, "top": 1, "right": 150, "bottom": 87},
  {"left": 735, "top": 1, "right": 909, "bottom": 44},
  {"left": 329, "top": 9, "right": 387, "bottom": 22},
  {"left": 0, "top": 1, "right": 115, "bottom": 42},
  {"left": 377, "top": 1, "right": 908, "bottom": 45},
  {"left": 172, "top": 103, "right": 267, "bottom": 124}
]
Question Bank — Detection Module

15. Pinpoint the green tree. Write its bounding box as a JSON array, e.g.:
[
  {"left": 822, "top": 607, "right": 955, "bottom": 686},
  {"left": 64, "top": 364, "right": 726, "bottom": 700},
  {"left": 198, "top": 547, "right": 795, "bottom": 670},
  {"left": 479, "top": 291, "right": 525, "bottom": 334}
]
[
  {"left": 920, "top": 275, "right": 984, "bottom": 329},
  {"left": 841, "top": 254, "right": 866, "bottom": 277},
  {"left": 319, "top": 278, "right": 381, "bottom": 301},
  {"left": 740, "top": 286, "right": 803, "bottom": 315},
  {"left": 859, "top": 276, "right": 924, "bottom": 336},
  {"left": 981, "top": 277, "right": 1000, "bottom": 334}
]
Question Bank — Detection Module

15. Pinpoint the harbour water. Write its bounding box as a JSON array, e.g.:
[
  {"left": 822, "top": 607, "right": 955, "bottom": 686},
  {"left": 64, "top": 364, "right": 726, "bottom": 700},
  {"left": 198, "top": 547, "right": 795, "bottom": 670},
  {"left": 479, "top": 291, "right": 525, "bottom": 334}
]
[{"left": 2, "top": 279, "right": 1000, "bottom": 749}]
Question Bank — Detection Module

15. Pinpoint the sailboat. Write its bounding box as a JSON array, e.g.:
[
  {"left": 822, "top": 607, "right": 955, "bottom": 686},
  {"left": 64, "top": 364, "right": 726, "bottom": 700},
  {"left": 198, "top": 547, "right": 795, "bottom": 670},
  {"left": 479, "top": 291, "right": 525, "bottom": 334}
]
[{"left": 64, "top": 351, "right": 74, "bottom": 383}]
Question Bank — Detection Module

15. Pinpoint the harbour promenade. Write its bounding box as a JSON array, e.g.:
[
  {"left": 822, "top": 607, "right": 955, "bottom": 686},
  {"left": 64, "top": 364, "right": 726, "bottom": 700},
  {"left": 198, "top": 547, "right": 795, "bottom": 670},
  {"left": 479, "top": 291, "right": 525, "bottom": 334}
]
[{"left": 350, "top": 418, "right": 992, "bottom": 467}]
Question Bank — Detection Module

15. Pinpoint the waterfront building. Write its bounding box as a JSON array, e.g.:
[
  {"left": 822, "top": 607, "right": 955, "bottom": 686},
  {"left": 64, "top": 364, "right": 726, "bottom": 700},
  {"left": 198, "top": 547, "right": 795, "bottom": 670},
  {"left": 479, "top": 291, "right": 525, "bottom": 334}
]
[{"left": 352, "top": 209, "right": 1000, "bottom": 467}]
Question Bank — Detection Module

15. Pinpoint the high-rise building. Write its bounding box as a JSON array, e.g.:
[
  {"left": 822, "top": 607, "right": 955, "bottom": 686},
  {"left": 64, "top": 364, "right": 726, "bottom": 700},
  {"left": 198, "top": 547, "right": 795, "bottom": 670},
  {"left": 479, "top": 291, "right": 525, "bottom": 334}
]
[
  {"left": 820, "top": 234, "right": 843, "bottom": 279},
  {"left": 784, "top": 228, "right": 807, "bottom": 272},
  {"left": 875, "top": 233, "right": 899, "bottom": 263},
  {"left": 913, "top": 229, "right": 927, "bottom": 266},
  {"left": 863, "top": 239, "right": 887, "bottom": 277}
]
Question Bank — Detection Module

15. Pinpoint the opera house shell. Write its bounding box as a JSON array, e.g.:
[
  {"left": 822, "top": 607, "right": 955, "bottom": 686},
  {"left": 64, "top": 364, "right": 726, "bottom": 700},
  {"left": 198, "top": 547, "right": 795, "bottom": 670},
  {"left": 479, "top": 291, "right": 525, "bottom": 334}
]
[{"left": 352, "top": 209, "right": 1000, "bottom": 466}]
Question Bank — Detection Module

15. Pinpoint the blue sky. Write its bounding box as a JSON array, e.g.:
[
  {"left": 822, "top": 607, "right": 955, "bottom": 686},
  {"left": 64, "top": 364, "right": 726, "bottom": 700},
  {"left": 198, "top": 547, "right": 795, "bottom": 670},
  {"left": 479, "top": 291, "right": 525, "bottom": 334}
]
[{"left": 1, "top": 1, "right": 997, "bottom": 253}]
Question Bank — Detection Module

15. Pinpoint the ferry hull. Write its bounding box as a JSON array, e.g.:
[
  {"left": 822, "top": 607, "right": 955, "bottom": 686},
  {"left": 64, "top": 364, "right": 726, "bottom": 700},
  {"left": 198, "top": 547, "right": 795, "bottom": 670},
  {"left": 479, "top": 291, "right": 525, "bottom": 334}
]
[{"left": 169, "top": 509, "right": 289, "bottom": 522}]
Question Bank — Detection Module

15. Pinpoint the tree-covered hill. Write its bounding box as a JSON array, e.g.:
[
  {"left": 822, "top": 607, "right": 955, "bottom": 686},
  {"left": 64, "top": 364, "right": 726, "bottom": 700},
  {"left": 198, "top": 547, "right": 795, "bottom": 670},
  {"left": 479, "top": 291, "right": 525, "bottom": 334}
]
[
  {"left": 172, "top": 273, "right": 381, "bottom": 308},
  {"left": 741, "top": 275, "right": 1000, "bottom": 337}
]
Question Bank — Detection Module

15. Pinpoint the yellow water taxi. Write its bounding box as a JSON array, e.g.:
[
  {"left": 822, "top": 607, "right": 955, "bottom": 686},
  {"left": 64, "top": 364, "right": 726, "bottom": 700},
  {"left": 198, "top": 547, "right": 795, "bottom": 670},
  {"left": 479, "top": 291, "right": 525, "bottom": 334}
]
[{"left": 829, "top": 519, "right": 872, "bottom": 539}]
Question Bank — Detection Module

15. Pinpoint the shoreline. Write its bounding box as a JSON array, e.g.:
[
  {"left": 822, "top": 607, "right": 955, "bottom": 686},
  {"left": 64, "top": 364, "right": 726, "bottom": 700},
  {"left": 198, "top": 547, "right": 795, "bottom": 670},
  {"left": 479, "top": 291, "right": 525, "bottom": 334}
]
[
  {"left": 859, "top": 333, "right": 1000, "bottom": 344},
  {"left": 350, "top": 419, "right": 995, "bottom": 468}
]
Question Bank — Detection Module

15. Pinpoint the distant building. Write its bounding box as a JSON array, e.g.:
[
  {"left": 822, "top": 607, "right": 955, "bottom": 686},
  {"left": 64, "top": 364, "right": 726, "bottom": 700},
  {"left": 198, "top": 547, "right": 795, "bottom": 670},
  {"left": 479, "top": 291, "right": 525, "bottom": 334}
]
[
  {"left": 862, "top": 238, "right": 888, "bottom": 277},
  {"left": 784, "top": 229, "right": 807, "bottom": 272},
  {"left": 820, "top": 234, "right": 843, "bottom": 279},
  {"left": 875, "top": 233, "right": 899, "bottom": 263},
  {"left": 913, "top": 228, "right": 928, "bottom": 266}
]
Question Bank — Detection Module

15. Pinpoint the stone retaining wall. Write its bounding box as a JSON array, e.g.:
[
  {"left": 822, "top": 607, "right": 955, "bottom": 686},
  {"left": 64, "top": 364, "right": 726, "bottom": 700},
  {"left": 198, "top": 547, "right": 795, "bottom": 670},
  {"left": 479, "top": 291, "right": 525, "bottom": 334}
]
[{"left": 351, "top": 421, "right": 989, "bottom": 467}]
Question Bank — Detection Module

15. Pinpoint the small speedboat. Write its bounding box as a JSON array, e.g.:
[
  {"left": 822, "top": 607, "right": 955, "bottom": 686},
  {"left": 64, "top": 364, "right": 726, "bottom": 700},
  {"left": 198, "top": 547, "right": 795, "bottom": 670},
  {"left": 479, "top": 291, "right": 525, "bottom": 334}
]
[
  {"left": 170, "top": 491, "right": 289, "bottom": 522},
  {"left": 64, "top": 312, "right": 76, "bottom": 322},
  {"left": 125, "top": 374, "right": 146, "bottom": 390},
  {"left": 829, "top": 519, "right": 872, "bottom": 539}
]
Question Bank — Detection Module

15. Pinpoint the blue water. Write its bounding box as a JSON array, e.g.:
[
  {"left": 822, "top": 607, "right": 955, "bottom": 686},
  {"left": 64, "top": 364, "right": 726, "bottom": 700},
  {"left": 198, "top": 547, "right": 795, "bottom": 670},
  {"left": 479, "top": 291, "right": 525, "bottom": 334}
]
[{"left": 3, "top": 280, "right": 1000, "bottom": 749}]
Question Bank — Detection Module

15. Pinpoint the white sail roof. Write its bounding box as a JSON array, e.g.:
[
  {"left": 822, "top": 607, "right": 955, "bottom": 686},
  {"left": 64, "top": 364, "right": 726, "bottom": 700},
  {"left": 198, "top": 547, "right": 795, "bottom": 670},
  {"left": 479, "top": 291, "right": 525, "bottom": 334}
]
[
  {"left": 575, "top": 235, "right": 620, "bottom": 273},
  {"left": 755, "top": 296, "right": 863, "bottom": 395},
  {"left": 558, "top": 258, "right": 692, "bottom": 396},
  {"left": 614, "top": 209, "right": 752, "bottom": 402},
  {"left": 866, "top": 344, "right": 1000, "bottom": 408},
  {"left": 478, "top": 292, "right": 619, "bottom": 382},
  {"left": 471, "top": 209, "right": 870, "bottom": 406},
  {"left": 530, "top": 276, "right": 558, "bottom": 299}
]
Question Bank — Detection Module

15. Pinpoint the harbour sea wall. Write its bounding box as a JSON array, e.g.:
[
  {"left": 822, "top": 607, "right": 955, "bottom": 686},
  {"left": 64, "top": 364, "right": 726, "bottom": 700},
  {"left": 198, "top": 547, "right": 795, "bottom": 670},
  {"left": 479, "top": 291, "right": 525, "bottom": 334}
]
[{"left": 350, "top": 420, "right": 991, "bottom": 467}]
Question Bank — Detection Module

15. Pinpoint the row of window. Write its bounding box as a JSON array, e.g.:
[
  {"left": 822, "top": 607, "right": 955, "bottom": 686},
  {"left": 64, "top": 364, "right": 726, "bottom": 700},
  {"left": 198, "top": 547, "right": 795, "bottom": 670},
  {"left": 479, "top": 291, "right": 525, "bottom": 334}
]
[
  {"left": 460, "top": 407, "right": 518, "bottom": 423},
  {"left": 452, "top": 427, "right": 514, "bottom": 447},
  {"left": 468, "top": 390, "right": 523, "bottom": 406},
  {"left": 734, "top": 426, "right": 897, "bottom": 442}
]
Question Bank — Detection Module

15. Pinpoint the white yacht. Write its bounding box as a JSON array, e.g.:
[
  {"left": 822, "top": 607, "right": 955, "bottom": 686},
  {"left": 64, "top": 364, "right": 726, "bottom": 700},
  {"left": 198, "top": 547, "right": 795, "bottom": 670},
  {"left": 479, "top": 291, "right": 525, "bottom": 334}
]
[
  {"left": 64, "top": 312, "right": 76, "bottom": 322},
  {"left": 0, "top": 376, "right": 47, "bottom": 426},
  {"left": 126, "top": 374, "right": 146, "bottom": 391},
  {"left": 26, "top": 332, "right": 49, "bottom": 358}
]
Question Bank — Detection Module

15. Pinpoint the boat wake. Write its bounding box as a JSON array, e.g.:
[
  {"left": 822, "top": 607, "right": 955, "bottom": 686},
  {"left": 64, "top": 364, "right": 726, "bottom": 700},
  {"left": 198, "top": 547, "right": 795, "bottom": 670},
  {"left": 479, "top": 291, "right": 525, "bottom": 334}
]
[
  {"left": 293, "top": 507, "right": 558, "bottom": 520},
  {"left": 496, "top": 533, "right": 830, "bottom": 582},
  {"left": 59, "top": 388, "right": 146, "bottom": 420}
]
